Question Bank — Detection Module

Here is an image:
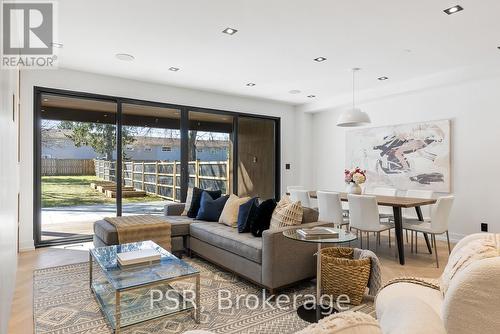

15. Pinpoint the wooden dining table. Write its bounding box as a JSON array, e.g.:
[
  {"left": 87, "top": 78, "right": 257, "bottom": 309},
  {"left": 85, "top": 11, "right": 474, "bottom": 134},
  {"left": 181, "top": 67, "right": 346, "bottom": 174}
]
[{"left": 307, "top": 191, "right": 437, "bottom": 265}]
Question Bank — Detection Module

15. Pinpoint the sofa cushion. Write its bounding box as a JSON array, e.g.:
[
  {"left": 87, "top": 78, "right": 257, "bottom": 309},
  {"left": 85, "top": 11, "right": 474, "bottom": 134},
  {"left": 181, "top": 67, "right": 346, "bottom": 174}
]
[
  {"left": 375, "top": 281, "right": 443, "bottom": 319},
  {"left": 190, "top": 222, "right": 262, "bottom": 263},
  {"left": 378, "top": 297, "right": 446, "bottom": 334},
  {"left": 187, "top": 188, "right": 222, "bottom": 218},
  {"left": 94, "top": 215, "right": 195, "bottom": 245},
  {"left": 250, "top": 198, "right": 277, "bottom": 237},
  {"left": 181, "top": 187, "right": 194, "bottom": 216},
  {"left": 270, "top": 195, "right": 303, "bottom": 230},
  {"left": 196, "top": 192, "right": 229, "bottom": 222},
  {"left": 440, "top": 236, "right": 499, "bottom": 295},
  {"left": 219, "top": 194, "right": 251, "bottom": 227},
  {"left": 237, "top": 197, "right": 258, "bottom": 233}
]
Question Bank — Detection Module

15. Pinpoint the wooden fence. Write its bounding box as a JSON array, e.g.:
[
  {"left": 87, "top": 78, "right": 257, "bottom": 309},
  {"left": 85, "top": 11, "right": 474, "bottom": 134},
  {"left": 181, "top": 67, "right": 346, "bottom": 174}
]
[
  {"left": 42, "top": 159, "right": 95, "bottom": 176},
  {"left": 94, "top": 159, "right": 230, "bottom": 202}
]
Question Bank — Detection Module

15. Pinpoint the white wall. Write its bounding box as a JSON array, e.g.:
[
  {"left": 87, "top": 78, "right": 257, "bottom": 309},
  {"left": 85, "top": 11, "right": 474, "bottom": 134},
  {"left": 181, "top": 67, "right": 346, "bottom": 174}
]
[
  {"left": 312, "top": 74, "right": 500, "bottom": 240},
  {"left": 0, "top": 68, "right": 20, "bottom": 334},
  {"left": 19, "top": 68, "right": 302, "bottom": 250}
]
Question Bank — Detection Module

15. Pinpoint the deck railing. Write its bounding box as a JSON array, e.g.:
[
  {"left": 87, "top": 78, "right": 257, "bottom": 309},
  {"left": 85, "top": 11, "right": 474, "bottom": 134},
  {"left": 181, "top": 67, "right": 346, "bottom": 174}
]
[{"left": 94, "top": 159, "right": 230, "bottom": 202}]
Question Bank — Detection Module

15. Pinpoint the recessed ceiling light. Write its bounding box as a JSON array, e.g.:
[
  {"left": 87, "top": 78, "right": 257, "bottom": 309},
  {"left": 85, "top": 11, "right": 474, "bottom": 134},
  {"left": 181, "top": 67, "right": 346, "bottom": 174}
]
[
  {"left": 246, "top": 83, "right": 256, "bottom": 86},
  {"left": 289, "top": 90, "right": 301, "bottom": 94},
  {"left": 222, "top": 27, "right": 238, "bottom": 35},
  {"left": 307, "top": 95, "right": 316, "bottom": 98},
  {"left": 169, "top": 67, "right": 180, "bottom": 71},
  {"left": 444, "top": 5, "right": 463, "bottom": 15},
  {"left": 378, "top": 76, "right": 389, "bottom": 81},
  {"left": 51, "top": 42, "right": 63, "bottom": 48},
  {"left": 115, "top": 53, "right": 135, "bottom": 61},
  {"left": 313, "top": 57, "right": 327, "bottom": 62}
]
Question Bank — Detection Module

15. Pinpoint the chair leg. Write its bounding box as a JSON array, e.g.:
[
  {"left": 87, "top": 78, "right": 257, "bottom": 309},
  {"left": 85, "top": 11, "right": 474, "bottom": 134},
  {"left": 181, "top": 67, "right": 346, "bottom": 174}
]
[
  {"left": 432, "top": 234, "right": 439, "bottom": 268},
  {"left": 405, "top": 229, "right": 408, "bottom": 243},
  {"left": 378, "top": 232, "right": 381, "bottom": 245},
  {"left": 388, "top": 229, "right": 391, "bottom": 248},
  {"left": 360, "top": 231, "right": 363, "bottom": 249},
  {"left": 367, "top": 232, "right": 370, "bottom": 250},
  {"left": 410, "top": 230, "right": 413, "bottom": 253},
  {"left": 446, "top": 231, "right": 451, "bottom": 254},
  {"left": 415, "top": 232, "right": 418, "bottom": 254},
  {"left": 376, "top": 233, "right": 379, "bottom": 252}
]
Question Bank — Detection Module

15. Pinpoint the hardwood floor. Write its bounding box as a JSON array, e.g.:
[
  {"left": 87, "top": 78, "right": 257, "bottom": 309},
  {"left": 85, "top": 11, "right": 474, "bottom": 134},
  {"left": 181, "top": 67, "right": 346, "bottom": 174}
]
[{"left": 8, "top": 234, "right": 449, "bottom": 334}]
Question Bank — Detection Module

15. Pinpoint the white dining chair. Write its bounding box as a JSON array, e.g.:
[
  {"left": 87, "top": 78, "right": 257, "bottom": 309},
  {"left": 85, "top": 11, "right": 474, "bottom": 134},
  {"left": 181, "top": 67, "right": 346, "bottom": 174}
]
[
  {"left": 289, "top": 189, "right": 312, "bottom": 208},
  {"left": 403, "top": 196, "right": 454, "bottom": 268},
  {"left": 317, "top": 191, "right": 349, "bottom": 229},
  {"left": 402, "top": 189, "right": 434, "bottom": 242},
  {"left": 403, "top": 189, "right": 434, "bottom": 220},
  {"left": 348, "top": 194, "right": 393, "bottom": 251},
  {"left": 369, "top": 187, "right": 397, "bottom": 220},
  {"left": 287, "top": 185, "right": 306, "bottom": 193}
]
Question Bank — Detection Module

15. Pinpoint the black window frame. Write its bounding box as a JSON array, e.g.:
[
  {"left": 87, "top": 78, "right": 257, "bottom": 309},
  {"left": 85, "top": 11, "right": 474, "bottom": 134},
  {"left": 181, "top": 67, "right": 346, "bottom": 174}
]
[{"left": 33, "top": 86, "right": 281, "bottom": 247}]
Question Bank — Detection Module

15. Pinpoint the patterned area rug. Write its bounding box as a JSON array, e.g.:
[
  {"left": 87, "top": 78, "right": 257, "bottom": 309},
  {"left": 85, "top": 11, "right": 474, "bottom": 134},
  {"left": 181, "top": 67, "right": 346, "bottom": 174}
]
[{"left": 34, "top": 257, "right": 375, "bottom": 333}]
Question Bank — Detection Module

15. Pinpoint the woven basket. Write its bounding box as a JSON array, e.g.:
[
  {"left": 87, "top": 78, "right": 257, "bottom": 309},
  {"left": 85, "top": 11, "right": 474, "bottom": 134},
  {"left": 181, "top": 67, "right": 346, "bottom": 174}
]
[{"left": 320, "top": 247, "right": 371, "bottom": 306}]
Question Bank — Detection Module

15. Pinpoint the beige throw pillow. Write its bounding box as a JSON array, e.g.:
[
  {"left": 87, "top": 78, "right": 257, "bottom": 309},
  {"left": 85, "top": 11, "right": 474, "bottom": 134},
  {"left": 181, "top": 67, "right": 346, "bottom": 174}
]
[
  {"left": 219, "top": 194, "right": 250, "bottom": 227},
  {"left": 269, "top": 195, "right": 303, "bottom": 230},
  {"left": 440, "top": 236, "right": 499, "bottom": 295},
  {"left": 181, "top": 187, "right": 193, "bottom": 216}
]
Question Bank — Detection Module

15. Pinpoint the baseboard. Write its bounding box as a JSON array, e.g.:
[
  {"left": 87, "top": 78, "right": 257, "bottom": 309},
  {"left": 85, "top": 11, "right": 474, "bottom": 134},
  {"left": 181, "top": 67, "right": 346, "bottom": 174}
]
[{"left": 18, "top": 240, "right": 35, "bottom": 252}]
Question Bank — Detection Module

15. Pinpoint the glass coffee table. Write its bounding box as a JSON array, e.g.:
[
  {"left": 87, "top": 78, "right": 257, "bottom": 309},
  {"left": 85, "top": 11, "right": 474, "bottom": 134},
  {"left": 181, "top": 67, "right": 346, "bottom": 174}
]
[
  {"left": 283, "top": 227, "right": 357, "bottom": 323},
  {"left": 89, "top": 240, "right": 200, "bottom": 333}
]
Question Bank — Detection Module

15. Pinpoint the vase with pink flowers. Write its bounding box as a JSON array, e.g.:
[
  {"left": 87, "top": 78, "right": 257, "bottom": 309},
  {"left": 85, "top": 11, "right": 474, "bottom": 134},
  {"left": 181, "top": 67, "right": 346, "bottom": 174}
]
[{"left": 344, "top": 167, "right": 366, "bottom": 194}]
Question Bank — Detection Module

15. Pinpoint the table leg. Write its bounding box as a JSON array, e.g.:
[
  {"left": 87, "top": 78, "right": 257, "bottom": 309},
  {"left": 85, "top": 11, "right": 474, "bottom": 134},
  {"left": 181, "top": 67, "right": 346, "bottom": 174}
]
[
  {"left": 195, "top": 274, "right": 201, "bottom": 324},
  {"left": 115, "top": 290, "right": 121, "bottom": 334},
  {"left": 89, "top": 252, "right": 93, "bottom": 290},
  {"left": 393, "top": 206, "right": 405, "bottom": 265},
  {"left": 415, "top": 206, "right": 432, "bottom": 254},
  {"left": 316, "top": 243, "right": 321, "bottom": 321}
]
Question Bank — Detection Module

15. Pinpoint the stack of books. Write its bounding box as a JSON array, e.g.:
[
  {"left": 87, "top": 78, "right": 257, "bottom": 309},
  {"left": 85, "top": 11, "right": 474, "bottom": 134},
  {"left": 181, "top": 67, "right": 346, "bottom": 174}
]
[
  {"left": 117, "top": 248, "right": 161, "bottom": 267},
  {"left": 296, "top": 227, "right": 339, "bottom": 239}
]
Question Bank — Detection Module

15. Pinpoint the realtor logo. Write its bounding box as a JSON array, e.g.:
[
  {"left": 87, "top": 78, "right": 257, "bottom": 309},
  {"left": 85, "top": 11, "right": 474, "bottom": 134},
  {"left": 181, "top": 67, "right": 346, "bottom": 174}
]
[{"left": 2, "top": 1, "right": 57, "bottom": 68}]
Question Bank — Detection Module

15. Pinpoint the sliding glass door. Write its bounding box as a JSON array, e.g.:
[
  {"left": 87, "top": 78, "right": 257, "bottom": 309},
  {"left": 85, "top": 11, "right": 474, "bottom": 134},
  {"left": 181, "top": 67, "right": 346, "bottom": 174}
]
[
  {"left": 34, "top": 88, "right": 280, "bottom": 247},
  {"left": 188, "top": 111, "right": 234, "bottom": 195},
  {"left": 38, "top": 93, "right": 117, "bottom": 243},
  {"left": 121, "top": 103, "right": 182, "bottom": 216}
]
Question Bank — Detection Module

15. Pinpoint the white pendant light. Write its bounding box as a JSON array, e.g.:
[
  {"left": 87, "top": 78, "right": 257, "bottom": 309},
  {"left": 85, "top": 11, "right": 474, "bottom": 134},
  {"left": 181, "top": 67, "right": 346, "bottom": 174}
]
[{"left": 336, "top": 68, "right": 371, "bottom": 127}]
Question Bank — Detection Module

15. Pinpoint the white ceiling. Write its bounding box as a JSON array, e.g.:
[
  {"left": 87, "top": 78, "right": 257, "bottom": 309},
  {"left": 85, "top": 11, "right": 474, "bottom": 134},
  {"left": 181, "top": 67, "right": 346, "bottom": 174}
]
[{"left": 55, "top": 0, "right": 500, "bottom": 109}]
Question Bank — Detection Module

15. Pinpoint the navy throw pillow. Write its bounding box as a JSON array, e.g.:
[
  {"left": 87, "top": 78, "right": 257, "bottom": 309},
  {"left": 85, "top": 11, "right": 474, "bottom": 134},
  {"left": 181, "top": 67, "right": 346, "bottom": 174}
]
[
  {"left": 250, "top": 199, "right": 277, "bottom": 237},
  {"left": 196, "top": 192, "right": 229, "bottom": 222},
  {"left": 237, "top": 197, "right": 258, "bottom": 233},
  {"left": 187, "top": 187, "right": 222, "bottom": 218}
]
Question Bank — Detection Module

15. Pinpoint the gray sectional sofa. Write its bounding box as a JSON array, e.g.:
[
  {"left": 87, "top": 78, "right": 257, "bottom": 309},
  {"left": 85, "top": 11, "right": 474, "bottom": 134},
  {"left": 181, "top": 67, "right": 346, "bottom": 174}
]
[{"left": 93, "top": 202, "right": 330, "bottom": 293}]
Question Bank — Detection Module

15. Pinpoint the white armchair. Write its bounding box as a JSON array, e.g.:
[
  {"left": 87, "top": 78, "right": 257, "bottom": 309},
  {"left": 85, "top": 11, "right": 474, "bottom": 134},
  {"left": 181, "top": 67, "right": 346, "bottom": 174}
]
[{"left": 376, "top": 233, "right": 500, "bottom": 334}]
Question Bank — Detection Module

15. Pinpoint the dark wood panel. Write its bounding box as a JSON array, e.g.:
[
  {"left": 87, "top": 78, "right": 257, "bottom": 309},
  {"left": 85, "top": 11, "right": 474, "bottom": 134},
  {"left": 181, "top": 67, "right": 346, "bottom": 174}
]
[{"left": 237, "top": 117, "right": 275, "bottom": 199}]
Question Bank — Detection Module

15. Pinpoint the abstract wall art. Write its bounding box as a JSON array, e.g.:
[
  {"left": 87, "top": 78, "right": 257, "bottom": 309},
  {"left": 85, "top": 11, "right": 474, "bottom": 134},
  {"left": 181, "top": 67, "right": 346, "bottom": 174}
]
[{"left": 346, "top": 120, "right": 451, "bottom": 192}]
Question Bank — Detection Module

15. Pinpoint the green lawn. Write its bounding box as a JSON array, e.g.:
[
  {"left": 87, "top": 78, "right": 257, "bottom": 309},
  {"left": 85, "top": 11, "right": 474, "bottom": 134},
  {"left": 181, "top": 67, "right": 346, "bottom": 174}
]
[{"left": 42, "top": 175, "right": 163, "bottom": 208}]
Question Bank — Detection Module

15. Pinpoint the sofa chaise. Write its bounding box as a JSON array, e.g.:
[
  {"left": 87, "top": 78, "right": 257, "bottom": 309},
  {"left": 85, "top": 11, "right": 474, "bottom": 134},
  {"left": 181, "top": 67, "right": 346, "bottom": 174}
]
[{"left": 93, "top": 201, "right": 328, "bottom": 293}]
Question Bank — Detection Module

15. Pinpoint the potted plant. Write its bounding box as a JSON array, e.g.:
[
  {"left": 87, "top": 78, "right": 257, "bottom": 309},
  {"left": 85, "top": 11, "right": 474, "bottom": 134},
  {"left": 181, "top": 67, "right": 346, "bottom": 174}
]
[{"left": 344, "top": 167, "right": 366, "bottom": 194}]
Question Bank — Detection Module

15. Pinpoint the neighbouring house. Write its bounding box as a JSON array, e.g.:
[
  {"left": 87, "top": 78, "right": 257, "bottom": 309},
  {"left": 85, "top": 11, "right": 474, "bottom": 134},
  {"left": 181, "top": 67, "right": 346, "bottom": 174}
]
[{"left": 41, "top": 129, "right": 229, "bottom": 161}]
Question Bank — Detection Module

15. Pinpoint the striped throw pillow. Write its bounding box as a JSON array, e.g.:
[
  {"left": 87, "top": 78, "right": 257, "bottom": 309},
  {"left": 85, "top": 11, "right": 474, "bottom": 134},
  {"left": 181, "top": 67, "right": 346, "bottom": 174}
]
[{"left": 269, "top": 195, "right": 303, "bottom": 230}]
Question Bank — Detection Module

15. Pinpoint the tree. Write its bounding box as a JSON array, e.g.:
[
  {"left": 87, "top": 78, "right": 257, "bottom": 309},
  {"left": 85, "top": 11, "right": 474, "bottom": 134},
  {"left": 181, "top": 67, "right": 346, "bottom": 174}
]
[{"left": 58, "top": 121, "right": 135, "bottom": 160}]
